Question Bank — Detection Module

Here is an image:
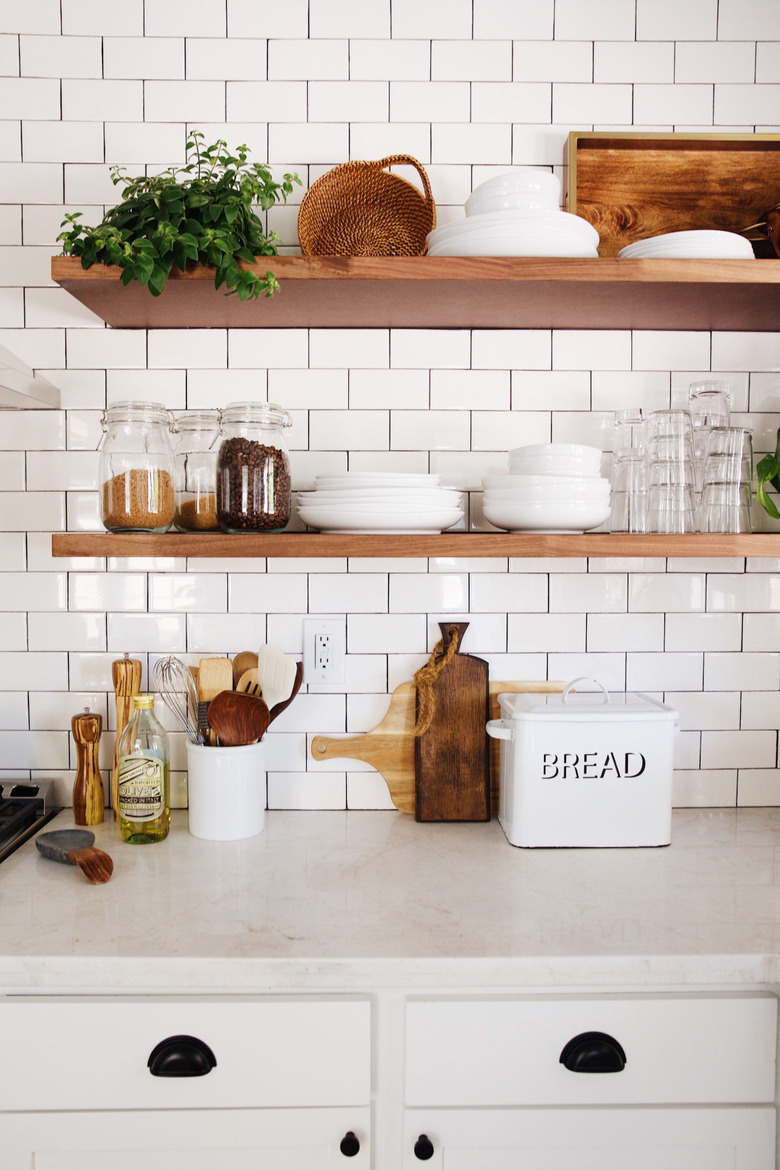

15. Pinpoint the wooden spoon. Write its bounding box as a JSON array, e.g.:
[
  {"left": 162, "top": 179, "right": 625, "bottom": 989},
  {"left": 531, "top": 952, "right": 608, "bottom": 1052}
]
[
  {"left": 232, "top": 651, "right": 258, "bottom": 688},
  {"left": 207, "top": 689, "right": 270, "bottom": 746},
  {"left": 35, "top": 829, "right": 114, "bottom": 885}
]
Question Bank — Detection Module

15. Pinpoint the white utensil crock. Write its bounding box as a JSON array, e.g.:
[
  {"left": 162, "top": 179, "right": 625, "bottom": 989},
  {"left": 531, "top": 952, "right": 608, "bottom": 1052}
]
[{"left": 186, "top": 740, "right": 265, "bottom": 841}]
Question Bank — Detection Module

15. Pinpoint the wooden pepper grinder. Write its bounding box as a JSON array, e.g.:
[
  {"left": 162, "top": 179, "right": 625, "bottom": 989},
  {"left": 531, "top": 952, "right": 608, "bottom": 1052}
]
[
  {"left": 111, "top": 654, "right": 142, "bottom": 820},
  {"left": 71, "top": 708, "right": 105, "bottom": 826}
]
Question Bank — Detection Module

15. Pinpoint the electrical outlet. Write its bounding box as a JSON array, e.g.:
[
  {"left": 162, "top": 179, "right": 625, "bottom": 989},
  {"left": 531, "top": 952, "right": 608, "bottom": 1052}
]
[{"left": 304, "top": 618, "right": 346, "bottom": 686}]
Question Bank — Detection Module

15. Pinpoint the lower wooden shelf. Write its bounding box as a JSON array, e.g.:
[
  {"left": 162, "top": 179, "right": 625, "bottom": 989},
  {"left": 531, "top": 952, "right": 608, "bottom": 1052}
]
[{"left": 51, "top": 532, "right": 780, "bottom": 559}]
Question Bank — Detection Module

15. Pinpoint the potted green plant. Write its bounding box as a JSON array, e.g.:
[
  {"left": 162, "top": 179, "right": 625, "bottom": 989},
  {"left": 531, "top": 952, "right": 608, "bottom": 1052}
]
[{"left": 57, "top": 132, "right": 300, "bottom": 301}]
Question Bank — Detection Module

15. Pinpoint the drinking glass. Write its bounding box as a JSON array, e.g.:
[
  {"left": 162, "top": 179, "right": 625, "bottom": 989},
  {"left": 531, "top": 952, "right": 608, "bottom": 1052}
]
[
  {"left": 699, "top": 427, "right": 753, "bottom": 533},
  {"left": 610, "top": 409, "right": 646, "bottom": 533}
]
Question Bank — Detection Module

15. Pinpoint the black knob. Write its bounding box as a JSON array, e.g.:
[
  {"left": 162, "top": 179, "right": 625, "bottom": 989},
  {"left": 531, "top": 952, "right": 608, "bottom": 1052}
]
[
  {"left": 414, "top": 1134, "right": 435, "bottom": 1160},
  {"left": 559, "top": 1031, "right": 626, "bottom": 1073},
  {"left": 147, "top": 1035, "right": 217, "bottom": 1077},
  {"left": 340, "top": 1131, "right": 360, "bottom": 1157}
]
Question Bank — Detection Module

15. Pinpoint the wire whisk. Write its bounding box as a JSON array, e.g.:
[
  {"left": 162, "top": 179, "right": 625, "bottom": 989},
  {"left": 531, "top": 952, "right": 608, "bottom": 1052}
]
[{"left": 152, "top": 655, "right": 204, "bottom": 745}]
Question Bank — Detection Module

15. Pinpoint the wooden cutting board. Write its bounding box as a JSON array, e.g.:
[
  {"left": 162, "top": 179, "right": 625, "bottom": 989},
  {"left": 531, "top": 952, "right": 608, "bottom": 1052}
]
[
  {"left": 311, "top": 677, "right": 566, "bottom": 815},
  {"left": 414, "top": 622, "right": 489, "bottom": 822}
]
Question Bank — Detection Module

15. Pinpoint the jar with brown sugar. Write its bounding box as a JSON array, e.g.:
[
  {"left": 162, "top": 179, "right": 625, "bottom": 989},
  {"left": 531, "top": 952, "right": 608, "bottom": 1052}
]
[
  {"left": 216, "top": 402, "right": 292, "bottom": 533},
  {"left": 99, "top": 401, "right": 176, "bottom": 534},
  {"left": 171, "top": 410, "right": 220, "bottom": 532}
]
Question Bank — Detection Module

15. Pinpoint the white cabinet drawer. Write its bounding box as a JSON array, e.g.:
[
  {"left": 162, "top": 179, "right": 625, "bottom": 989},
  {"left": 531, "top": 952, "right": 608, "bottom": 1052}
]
[
  {"left": 405, "top": 994, "right": 777, "bottom": 1106},
  {"left": 0, "top": 996, "right": 371, "bottom": 1112},
  {"left": 401, "top": 1107, "right": 776, "bottom": 1169}
]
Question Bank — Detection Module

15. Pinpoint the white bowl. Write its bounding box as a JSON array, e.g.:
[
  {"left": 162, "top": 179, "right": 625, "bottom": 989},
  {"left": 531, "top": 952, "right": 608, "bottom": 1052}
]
[
  {"left": 465, "top": 188, "right": 560, "bottom": 217},
  {"left": 468, "top": 168, "right": 561, "bottom": 200},
  {"left": 298, "top": 489, "right": 462, "bottom": 504},
  {"left": 427, "top": 209, "right": 599, "bottom": 245},
  {"left": 484, "top": 483, "right": 610, "bottom": 503},
  {"left": 482, "top": 497, "right": 611, "bottom": 533},
  {"left": 483, "top": 473, "right": 608, "bottom": 490},
  {"left": 509, "top": 442, "right": 603, "bottom": 461}
]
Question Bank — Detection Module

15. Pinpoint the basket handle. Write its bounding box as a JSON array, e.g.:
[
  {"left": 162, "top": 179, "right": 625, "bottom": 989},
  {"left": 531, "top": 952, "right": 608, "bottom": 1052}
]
[{"left": 375, "top": 155, "right": 434, "bottom": 209}]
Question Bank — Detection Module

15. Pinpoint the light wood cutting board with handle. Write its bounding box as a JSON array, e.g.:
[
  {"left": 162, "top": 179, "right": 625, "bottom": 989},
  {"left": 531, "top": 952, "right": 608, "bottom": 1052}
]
[{"left": 311, "top": 677, "right": 566, "bottom": 815}]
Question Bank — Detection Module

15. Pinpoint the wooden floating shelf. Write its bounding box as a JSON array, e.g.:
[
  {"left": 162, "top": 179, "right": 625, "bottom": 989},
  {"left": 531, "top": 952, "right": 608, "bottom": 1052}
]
[
  {"left": 51, "top": 255, "right": 780, "bottom": 332},
  {"left": 52, "top": 532, "right": 780, "bottom": 559}
]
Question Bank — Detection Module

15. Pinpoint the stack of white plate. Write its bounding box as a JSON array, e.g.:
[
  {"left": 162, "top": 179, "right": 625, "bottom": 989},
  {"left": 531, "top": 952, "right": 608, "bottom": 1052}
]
[
  {"left": 297, "top": 472, "right": 464, "bottom": 534},
  {"left": 425, "top": 169, "right": 600, "bottom": 259},
  {"left": 483, "top": 444, "right": 610, "bottom": 533},
  {"left": 617, "top": 230, "right": 755, "bottom": 260}
]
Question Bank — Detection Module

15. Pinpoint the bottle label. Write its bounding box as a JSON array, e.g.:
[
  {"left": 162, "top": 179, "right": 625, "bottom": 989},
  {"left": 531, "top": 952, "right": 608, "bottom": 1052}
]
[{"left": 118, "top": 754, "right": 164, "bottom": 820}]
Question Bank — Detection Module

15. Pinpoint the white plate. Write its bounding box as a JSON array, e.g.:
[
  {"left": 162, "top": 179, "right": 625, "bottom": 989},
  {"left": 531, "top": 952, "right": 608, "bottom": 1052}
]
[
  {"left": 618, "top": 231, "right": 755, "bottom": 260},
  {"left": 468, "top": 169, "right": 562, "bottom": 198},
  {"left": 314, "top": 473, "right": 441, "bottom": 488},
  {"left": 298, "top": 506, "right": 464, "bottom": 533},
  {"left": 298, "top": 490, "right": 463, "bottom": 506},
  {"left": 428, "top": 237, "right": 599, "bottom": 258},
  {"left": 427, "top": 210, "right": 599, "bottom": 245},
  {"left": 508, "top": 442, "right": 603, "bottom": 461}
]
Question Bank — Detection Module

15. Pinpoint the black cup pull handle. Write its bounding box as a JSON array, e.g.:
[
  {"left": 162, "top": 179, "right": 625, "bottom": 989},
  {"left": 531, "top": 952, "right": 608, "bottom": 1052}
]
[
  {"left": 414, "top": 1134, "right": 435, "bottom": 1160},
  {"left": 340, "top": 1131, "right": 360, "bottom": 1157},
  {"left": 147, "top": 1034, "right": 217, "bottom": 1077},
  {"left": 559, "top": 1030, "right": 627, "bottom": 1073}
]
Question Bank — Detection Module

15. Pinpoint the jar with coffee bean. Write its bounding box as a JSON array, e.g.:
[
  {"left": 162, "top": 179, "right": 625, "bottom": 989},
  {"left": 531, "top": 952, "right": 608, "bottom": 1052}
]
[
  {"left": 171, "top": 410, "right": 220, "bottom": 532},
  {"left": 99, "top": 401, "right": 176, "bottom": 534},
  {"left": 216, "top": 402, "right": 293, "bottom": 533}
]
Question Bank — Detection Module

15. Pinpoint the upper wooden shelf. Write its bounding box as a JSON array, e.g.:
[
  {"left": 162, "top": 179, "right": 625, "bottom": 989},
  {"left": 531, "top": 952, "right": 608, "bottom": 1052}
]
[
  {"left": 52, "top": 532, "right": 780, "bottom": 559},
  {"left": 51, "top": 255, "right": 780, "bottom": 332}
]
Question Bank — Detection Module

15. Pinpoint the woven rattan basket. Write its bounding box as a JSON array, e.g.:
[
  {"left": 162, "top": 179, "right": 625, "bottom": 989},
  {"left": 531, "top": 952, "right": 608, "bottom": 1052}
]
[{"left": 297, "top": 155, "right": 436, "bottom": 257}]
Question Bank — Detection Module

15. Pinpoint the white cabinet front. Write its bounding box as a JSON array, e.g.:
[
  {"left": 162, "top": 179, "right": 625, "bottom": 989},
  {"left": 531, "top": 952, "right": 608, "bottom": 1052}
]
[
  {"left": 0, "top": 1107, "right": 370, "bottom": 1170},
  {"left": 402, "top": 1107, "right": 775, "bottom": 1169}
]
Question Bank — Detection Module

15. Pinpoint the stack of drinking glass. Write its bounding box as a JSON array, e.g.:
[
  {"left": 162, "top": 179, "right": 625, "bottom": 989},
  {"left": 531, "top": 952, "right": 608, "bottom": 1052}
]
[{"left": 609, "top": 382, "right": 753, "bottom": 534}]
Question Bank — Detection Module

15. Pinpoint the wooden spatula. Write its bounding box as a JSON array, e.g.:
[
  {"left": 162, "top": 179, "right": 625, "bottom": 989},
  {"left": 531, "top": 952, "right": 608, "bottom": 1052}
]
[
  {"left": 207, "top": 689, "right": 270, "bottom": 746},
  {"left": 197, "top": 657, "right": 234, "bottom": 745},
  {"left": 35, "top": 829, "right": 114, "bottom": 885}
]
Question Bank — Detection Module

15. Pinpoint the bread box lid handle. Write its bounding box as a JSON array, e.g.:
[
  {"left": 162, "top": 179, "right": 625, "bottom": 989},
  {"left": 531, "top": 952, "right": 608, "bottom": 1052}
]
[{"left": 562, "top": 676, "right": 609, "bottom": 706}]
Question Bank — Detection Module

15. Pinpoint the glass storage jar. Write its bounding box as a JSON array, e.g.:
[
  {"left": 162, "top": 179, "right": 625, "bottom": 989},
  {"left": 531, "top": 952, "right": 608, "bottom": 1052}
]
[
  {"left": 216, "top": 402, "right": 292, "bottom": 533},
  {"left": 171, "top": 411, "right": 220, "bottom": 532},
  {"left": 99, "top": 401, "right": 175, "bottom": 534}
]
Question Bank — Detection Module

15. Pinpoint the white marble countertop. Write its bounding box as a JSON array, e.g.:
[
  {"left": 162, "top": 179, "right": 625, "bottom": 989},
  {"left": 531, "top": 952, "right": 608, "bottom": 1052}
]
[{"left": 1, "top": 808, "right": 780, "bottom": 995}]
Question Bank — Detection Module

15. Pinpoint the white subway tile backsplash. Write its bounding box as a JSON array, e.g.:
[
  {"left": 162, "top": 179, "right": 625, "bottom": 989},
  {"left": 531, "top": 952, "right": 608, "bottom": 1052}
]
[
  {"left": 149, "top": 573, "right": 227, "bottom": 613},
  {"left": 0, "top": 160, "right": 61, "bottom": 201},
  {"left": 67, "top": 329, "right": 146, "bottom": 370},
  {"left": 269, "top": 120, "right": 348, "bottom": 163},
  {"left": 474, "top": 0, "right": 553, "bottom": 39},
  {"left": 741, "top": 691, "right": 780, "bottom": 730},
  {"left": 674, "top": 769, "right": 737, "bottom": 808},
  {"left": 719, "top": 0, "right": 780, "bottom": 39},
  {"left": 596, "top": 42, "right": 675, "bottom": 84},
  {"left": 512, "top": 40, "right": 591, "bottom": 82},
  {"left": 472, "top": 329, "right": 551, "bottom": 370},
  {"left": 391, "top": 409, "right": 467, "bottom": 451},
  {"left": 62, "top": 0, "right": 142, "bottom": 35},
  {"left": 556, "top": 0, "right": 636, "bottom": 39},
  {"left": 310, "top": 328, "right": 389, "bottom": 369},
  {"left": 144, "top": 80, "right": 226, "bottom": 123},
  {"left": 592, "top": 371, "right": 670, "bottom": 413},
  {"left": 187, "top": 38, "right": 266, "bottom": 81},
  {"left": 743, "top": 613, "right": 780, "bottom": 652},
  {"left": 62, "top": 79, "right": 144, "bottom": 122},
  {"left": 349, "top": 368, "right": 428, "bottom": 409},
  {"left": 0, "top": 692, "right": 30, "bottom": 728},
  {"left": 145, "top": 0, "right": 226, "bottom": 37},
  {"left": 550, "top": 573, "right": 627, "bottom": 613},
  {"left": 637, "top": 0, "right": 717, "bottom": 40},
  {"left": 310, "top": 80, "right": 389, "bottom": 122},
  {"left": 667, "top": 690, "right": 740, "bottom": 731},
  {"left": 631, "top": 330, "right": 711, "bottom": 372},
  {"left": 269, "top": 39, "right": 348, "bottom": 80},
  {"left": 147, "top": 329, "right": 227, "bottom": 370},
  {"left": 705, "top": 652, "right": 780, "bottom": 692},
  {"left": 553, "top": 330, "right": 631, "bottom": 371},
  {"left": 350, "top": 39, "right": 430, "bottom": 81},
  {"left": 0, "top": 77, "right": 59, "bottom": 119},
  {"left": 311, "top": 0, "right": 390, "bottom": 38},
  {"left": 717, "top": 83, "right": 780, "bottom": 126},
  {"left": 390, "top": 81, "right": 470, "bottom": 123},
  {"left": 0, "top": 571, "right": 64, "bottom": 611},
  {"left": 312, "top": 573, "right": 388, "bottom": 613},
  {"left": 29, "top": 611, "right": 106, "bottom": 652},
  {"left": 391, "top": 572, "right": 468, "bottom": 613},
  {"left": 634, "top": 84, "right": 715, "bottom": 126},
  {"left": 707, "top": 573, "right": 780, "bottom": 612},
  {"left": 472, "top": 82, "right": 551, "bottom": 123},
  {"left": 103, "top": 37, "right": 185, "bottom": 80},
  {"left": 587, "top": 612, "right": 664, "bottom": 652},
  {"left": 348, "top": 613, "right": 425, "bottom": 654},
  {"left": 1, "top": 2, "right": 58, "bottom": 35},
  {"left": 21, "top": 35, "right": 101, "bottom": 79},
  {"left": 665, "top": 613, "right": 742, "bottom": 652},
  {"left": 433, "top": 40, "right": 511, "bottom": 82},
  {"left": 549, "top": 653, "right": 625, "bottom": 690},
  {"left": 431, "top": 370, "right": 509, "bottom": 411},
  {"left": 23, "top": 120, "right": 105, "bottom": 164},
  {"left": 227, "top": 81, "right": 306, "bottom": 122},
  {"left": 627, "top": 652, "right": 703, "bottom": 691},
  {"left": 553, "top": 84, "right": 633, "bottom": 125},
  {"left": 512, "top": 371, "right": 589, "bottom": 411},
  {"left": 702, "top": 730, "right": 777, "bottom": 770},
  {"left": 268, "top": 770, "right": 344, "bottom": 809},
  {"left": 629, "top": 573, "right": 706, "bottom": 612},
  {"left": 0, "top": 491, "right": 64, "bottom": 532},
  {"left": 432, "top": 122, "right": 512, "bottom": 164},
  {"left": 508, "top": 611, "right": 584, "bottom": 651},
  {"left": 0, "top": 730, "right": 68, "bottom": 768},
  {"left": 675, "top": 42, "right": 756, "bottom": 84},
  {"left": 229, "top": 572, "right": 307, "bottom": 613},
  {"left": 737, "top": 770, "right": 780, "bottom": 807}
]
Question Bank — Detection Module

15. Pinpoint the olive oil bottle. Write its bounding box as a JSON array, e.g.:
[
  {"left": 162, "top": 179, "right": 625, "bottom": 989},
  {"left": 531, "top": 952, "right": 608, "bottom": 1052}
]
[{"left": 116, "top": 693, "right": 170, "bottom": 844}]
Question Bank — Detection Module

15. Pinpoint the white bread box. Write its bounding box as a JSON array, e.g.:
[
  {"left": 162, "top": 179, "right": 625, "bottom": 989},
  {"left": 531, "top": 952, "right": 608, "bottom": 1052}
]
[{"left": 486, "top": 678, "right": 677, "bottom": 848}]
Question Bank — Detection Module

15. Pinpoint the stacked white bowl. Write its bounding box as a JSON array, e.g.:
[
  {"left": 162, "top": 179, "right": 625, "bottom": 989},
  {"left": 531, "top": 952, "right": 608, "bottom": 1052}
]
[
  {"left": 482, "top": 444, "right": 611, "bottom": 533},
  {"left": 617, "top": 230, "right": 755, "bottom": 260},
  {"left": 425, "top": 169, "right": 600, "bottom": 258},
  {"left": 296, "top": 472, "right": 464, "bottom": 534}
]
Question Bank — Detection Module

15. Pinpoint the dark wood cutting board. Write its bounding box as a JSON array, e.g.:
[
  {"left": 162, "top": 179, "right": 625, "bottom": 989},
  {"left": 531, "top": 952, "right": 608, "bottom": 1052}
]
[{"left": 414, "top": 622, "right": 490, "bottom": 823}]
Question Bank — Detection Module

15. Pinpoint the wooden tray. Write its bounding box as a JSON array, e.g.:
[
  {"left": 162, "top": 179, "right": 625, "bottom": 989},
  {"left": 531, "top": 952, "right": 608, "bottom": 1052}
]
[{"left": 566, "top": 131, "right": 780, "bottom": 257}]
